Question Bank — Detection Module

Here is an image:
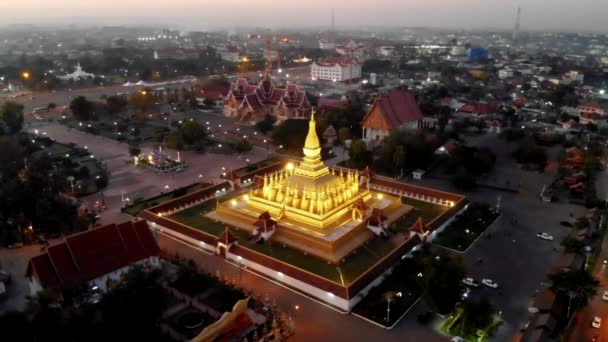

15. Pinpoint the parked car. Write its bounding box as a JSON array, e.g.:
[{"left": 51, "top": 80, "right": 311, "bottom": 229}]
[
  {"left": 592, "top": 316, "right": 601, "bottom": 328},
  {"left": 602, "top": 291, "right": 608, "bottom": 301},
  {"left": 536, "top": 232, "right": 554, "bottom": 241},
  {"left": 451, "top": 337, "right": 465, "bottom": 342},
  {"left": 482, "top": 278, "right": 499, "bottom": 288},
  {"left": 462, "top": 278, "right": 479, "bottom": 287},
  {"left": 7, "top": 242, "right": 23, "bottom": 249}
]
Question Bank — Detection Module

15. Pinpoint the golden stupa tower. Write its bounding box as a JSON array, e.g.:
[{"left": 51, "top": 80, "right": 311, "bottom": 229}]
[{"left": 250, "top": 109, "right": 365, "bottom": 229}]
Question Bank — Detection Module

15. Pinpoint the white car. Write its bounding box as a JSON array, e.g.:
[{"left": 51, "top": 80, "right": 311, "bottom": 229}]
[
  {"left": 482, "top": 278, "right": 499, "bottom": 288},
  {"left": 462, "top": 277, "right": 479, "bottom": 287},
  {"left": 602, "top": 291, "right": 608, "bottom": 301},
  {"left": 592, "top": 316, "right": 601, "bottom": 328},
  {"left": 451, "top": 337, "right": 465, "bottom": 342},
  {"left": 537, "top": 232, "right": 554, "bottom": 241}
]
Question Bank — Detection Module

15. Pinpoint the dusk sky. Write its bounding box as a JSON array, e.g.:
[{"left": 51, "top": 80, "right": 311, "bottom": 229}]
[{"left": 1, "top": 0, "right": 606, "bottom": 32}]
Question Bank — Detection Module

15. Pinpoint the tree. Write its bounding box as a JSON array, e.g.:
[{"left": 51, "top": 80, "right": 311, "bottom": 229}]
[
  {"left": 100, "top": 266, "right": 171, "bottom": 341},
  {"left": 348, "top": 139, "right": 372, "bottom": 169},
  {"left": 272, "top": 119, "right": 310, "bottom": 155},
  {"left": 255, "top": 114, "right": 276, "bottom": 135},
  {"left": 128, "top": 90, "right": 154, "bottom": 113},
  {"left": 513, "top": 140, "right": 548, "bottom": 170},
  {"left": 549, "top": 269, "right": 599, "bottom": 317},
  {"left": 392, "top": 145, "right": 406, "bottom": 174},
  {"left": 418, "top": 252, "right": 466, "bottom": 314},
  {"left": 0, "top": 102, "right": 24, "bottom": 134},
  {"left": 179, "top": 120, "right": 207, "bottom": 145},
  {"left": 560, "top": 236, "right": 585, "bottom": 254},
  {"left": 235, "top": 138, "right": 252, "bottom": 153},
  {"left": 69, "top": 96, "right": 94, "bottom": 121},
  {"left": 458, "top": 298, "right": 494, "bottom": 336},
  {"left": 338, "top": 127, "right": 351, "bottom": 144},
  {"left": 0, "top": 311, "right": 33, "bottom": 342},
  {"left": 128, "top": 144, "right": 141, "bottom": 157},
  {"left": 105, "top": 96, "right": 128, "bottom": 115}
]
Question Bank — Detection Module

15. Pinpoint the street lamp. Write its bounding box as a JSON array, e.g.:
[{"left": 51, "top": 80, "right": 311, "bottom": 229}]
[
  {"left": 121, "top": 191, "right": 130, "bottom": 207},
  {"left": 384, "top": 291, "right": 395, "bottom": 323}
]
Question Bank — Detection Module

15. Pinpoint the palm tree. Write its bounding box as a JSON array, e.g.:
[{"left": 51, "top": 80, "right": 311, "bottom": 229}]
[{"left": 548, "top": 269, "right": 599, "bottom": 317}]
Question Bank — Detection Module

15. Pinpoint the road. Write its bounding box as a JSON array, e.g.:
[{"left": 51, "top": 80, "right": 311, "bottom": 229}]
[
  {"left": 558, "top": 149, "right": 608, "bottom": 342},
  {"left": 157, "top": 232, "right": 452, "bottom": 342},
  {"left": 1, "top": 66, "right": 311, "bottom": 115},
  {"left": 563, "top": 231, "right": 608, "bottom": 342},
  {"left": 31, "top": 121, "right": 270, "bottom": 223}
]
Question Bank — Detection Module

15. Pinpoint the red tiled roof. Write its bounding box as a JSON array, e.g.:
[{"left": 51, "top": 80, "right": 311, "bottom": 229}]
[
  {"left": 316, "top": 57, "right": 358, "bottom": 67},
  {"left": 459, "top": 103, "right": 497, "bottom": 114},
  {"left": 578, "top": 101, "right": 604, "bottom": 110},
  {"left": 581, "top": 112, "right": 603, "bottom": 120},
  {"left": 228, "top": 78, "right": 309, "bottom": 111},
  {"left": 323, "top": 125, "right": 337, "bottom": 139},
  {"left": 361, "top": 89, "right": 424, "bottom": 129},
  {"left": 26, "top": 221, "right": 160, "bottom": 289},
  {"left": 318, "top": 97, "right": 347, "bottom": 110}
]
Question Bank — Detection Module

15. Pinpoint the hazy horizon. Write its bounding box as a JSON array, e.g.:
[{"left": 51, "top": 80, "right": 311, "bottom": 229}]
[{"left": 1, "top": 0, "right": 607, "bottom": 33}]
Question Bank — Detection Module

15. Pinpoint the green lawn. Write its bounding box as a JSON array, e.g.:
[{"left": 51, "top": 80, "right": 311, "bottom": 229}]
[
  {"left": 401, "top": 197, "right": 449, "bottom": 224},
  {"left": 166, "top": 196, "right": 450, "bottom": 284},
  {"left": 123, "top": 182, "right": 212, "bottom": 217},
  {"left": 439, "top": 311, "right": 501, "bottom": 342},
  {"left": 43, "top": 143, "right": 73, "bottom": 157},
  {"left": 352, "top": 257, "right": 422, "bottom": 326},
  {"left": 433, "top": 203, "right": 499, "bottom": 252}
]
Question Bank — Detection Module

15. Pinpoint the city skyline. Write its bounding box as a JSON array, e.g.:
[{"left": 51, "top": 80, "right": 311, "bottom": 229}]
[{"left": 1, "top": 0, "right": 607, "bottom": 33}]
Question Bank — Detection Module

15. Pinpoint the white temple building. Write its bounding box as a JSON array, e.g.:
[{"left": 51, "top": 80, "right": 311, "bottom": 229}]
[{"left": 58, "top": 63, "right": 96, "bottom": 81}]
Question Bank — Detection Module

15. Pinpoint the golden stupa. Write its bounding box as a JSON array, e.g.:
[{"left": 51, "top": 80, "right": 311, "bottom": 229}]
[
  {"left": 250, "top": 110, "right": 368, "bottom": 229},
  {"left": 211, "top": 110, "right": 408, "bottom": 263}
]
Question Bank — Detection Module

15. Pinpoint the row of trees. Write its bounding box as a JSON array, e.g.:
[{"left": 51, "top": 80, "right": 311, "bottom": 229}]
[
  {"left": 0, "top": 102, "right": 94, "bottom": 245},
  {"left": 0, "top": 266, "right": 172, "bottom": 342}
]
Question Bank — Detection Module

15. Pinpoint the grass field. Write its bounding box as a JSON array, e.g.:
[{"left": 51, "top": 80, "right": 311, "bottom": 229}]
[
  {"left": 168, "top": 198, "right": 449, "bottom": 284},
  {"left": 123, "top": 182, "right": 212, "bottom": 217}
]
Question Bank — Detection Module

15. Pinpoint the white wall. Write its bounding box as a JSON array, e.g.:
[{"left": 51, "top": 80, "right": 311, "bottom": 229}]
[{"left": 225, "top": 249, "right": 351, "bottom": 311}]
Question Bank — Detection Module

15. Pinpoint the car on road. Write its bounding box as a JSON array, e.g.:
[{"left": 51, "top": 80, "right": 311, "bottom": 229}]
[
  {"left": 482, "top": 278, "right": 499, "bottom": 288},
  {"left": 451, "top": 337, "right": 465, "bottom": 342},
  {"left": 462, "top": 278, "right": 479, "bottom": 287},
  {"left": 536, "top": 232, "right": 554, "bottom": 241},
  {"left": 592, "top": 316, "right": 601, "bottom": 328},
  {"left": 602, "top": 291, "right": 608, "bottom": 301}
]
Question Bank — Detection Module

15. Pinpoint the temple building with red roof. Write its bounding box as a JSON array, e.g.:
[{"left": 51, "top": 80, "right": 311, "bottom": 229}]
[
  {"left": 361, "top": 89, "right": 430, "bottom": 142},
  {"left": 223, "top": 78, "right": 311, "bottom": 122},
  {"left": 26, "top": 220, "right": 160, "bottom": 296}
]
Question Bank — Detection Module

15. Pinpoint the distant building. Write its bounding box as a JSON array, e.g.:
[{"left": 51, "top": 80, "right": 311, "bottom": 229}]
[
  {"left": 361, "top": 89, "right": 429, "bottom": 142},
  {"left": 57, "top": 63, "right": 95, "bottom": 81},
  {"left": 468, "top": 48, "right": 489, "bottom": 62},
  {"left": 498, "top": 69, "right": 514, "bottom": 79},
  {"left": 577, "top": 101, "right": 606, "bottom": 117},
  {"left": 311, "top": 57, "right": 361, "bottom": 82},
  {"left": 378, "top": 46, "right": 395, "bottom": 57},
  {"left": 223, "top": 78, "right": 311, "bottom": 122},
  {"left": 26, "top": 221, "right": 160, "bottom": 296},
  {"left": 219, "top": 45, "right": 241, "bottom": 62},
  {"left": 317, "top": 97, "right": 348, "bottom": 116},
  {"left": 319, "top": 40, "right": 336, "bottom": 50},
  {"left": 335, "top": 39, "right": 359, "bottom": 55}
]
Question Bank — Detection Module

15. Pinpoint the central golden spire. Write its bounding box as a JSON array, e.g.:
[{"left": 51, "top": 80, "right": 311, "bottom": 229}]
[{"left": 303, "top": 109, "right": 321, "bottom": 152}]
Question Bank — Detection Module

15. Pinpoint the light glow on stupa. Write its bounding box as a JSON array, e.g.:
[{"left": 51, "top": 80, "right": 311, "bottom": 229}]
[
  {"left": 211, "top": 109, "right": 408, "bottom": 262},
  {"left": 248, "top": 109, "right": 367, "bottom": 229}
]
